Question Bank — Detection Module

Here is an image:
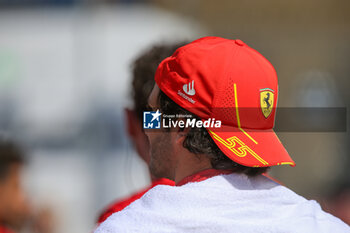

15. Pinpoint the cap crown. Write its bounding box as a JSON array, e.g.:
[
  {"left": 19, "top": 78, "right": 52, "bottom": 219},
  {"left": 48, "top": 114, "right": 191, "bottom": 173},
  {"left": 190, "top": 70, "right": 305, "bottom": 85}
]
[
  {"left": 155, "top": 37, "right": 295, "bottom": 168},
  {"left": 155, "top": 37, "right": 278, "bottom": 130}
]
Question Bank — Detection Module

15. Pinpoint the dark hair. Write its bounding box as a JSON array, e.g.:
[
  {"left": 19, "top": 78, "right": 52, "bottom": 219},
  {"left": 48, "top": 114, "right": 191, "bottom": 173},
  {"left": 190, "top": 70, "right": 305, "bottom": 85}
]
[
  {"left": 158, "top": 91, "right": 269, "bottom": 176},
  {"left": 0, "top": 139, "right": 24, "bottom": 180},
  {"left": 131, "top": 42, "right": 187, "bottom": 121}
]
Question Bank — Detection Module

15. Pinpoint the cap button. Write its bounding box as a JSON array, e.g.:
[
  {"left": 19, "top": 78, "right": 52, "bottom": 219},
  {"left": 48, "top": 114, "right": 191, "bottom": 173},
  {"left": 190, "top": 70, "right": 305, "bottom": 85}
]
[{"left": 235, "top": 39, "right": 244, "bottom": 46}]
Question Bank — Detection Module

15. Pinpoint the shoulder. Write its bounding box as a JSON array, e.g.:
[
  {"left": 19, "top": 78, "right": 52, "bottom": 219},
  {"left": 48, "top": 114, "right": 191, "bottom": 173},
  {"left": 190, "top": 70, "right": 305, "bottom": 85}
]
[
  {"left": 97, "top": 178, "right": 174, "bottom": 224},
  {"left": 97, "top": 191, "right": 146, "bottom": 224}
]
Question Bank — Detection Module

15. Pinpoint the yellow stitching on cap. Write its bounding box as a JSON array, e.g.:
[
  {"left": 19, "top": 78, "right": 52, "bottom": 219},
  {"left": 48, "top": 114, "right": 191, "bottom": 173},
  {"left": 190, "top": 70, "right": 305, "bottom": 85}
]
[
  {"left": 281, "top": 162, "right": 295, "bottom": 165},
  {"left": 233, "top": 83, "right": 241, "bottom": 128},
  {"left": 240, "top": 128, "right": 258, "bottom": 144},
  {"left": 234, "top": 83, "right": 258, "bottom": 145}
]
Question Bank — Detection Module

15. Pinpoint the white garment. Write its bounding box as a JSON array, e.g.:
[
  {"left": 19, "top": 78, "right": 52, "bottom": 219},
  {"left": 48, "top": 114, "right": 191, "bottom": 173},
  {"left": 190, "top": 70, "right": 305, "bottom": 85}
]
[{"left": 95, "top": 173, "right": 350, "bottom": 233}]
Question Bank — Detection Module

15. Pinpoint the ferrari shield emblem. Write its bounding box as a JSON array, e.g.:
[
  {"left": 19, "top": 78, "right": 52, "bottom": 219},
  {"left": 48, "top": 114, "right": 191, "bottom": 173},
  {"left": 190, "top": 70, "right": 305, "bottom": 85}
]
[{"left": 260, "top": 89, "right": 274, "bottom": 118}]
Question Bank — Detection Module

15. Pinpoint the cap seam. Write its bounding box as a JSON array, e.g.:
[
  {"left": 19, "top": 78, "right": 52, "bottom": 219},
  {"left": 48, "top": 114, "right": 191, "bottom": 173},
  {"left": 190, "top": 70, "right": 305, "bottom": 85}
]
[{"left": 211, "top": 42, "right": 241, "bottom": 117}]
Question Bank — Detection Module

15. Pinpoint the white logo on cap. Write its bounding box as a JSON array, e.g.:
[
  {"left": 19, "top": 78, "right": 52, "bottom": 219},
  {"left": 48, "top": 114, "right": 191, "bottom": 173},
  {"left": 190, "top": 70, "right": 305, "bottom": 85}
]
[{"left": 183, "top": 80, "right": 195, "bottom": 96}]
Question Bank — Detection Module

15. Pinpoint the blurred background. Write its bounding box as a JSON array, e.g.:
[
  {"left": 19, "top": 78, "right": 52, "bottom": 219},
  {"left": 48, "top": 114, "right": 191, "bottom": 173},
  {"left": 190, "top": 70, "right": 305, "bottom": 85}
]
[{"left": 0, "top": 0, "right": 349, "bottom": 232}]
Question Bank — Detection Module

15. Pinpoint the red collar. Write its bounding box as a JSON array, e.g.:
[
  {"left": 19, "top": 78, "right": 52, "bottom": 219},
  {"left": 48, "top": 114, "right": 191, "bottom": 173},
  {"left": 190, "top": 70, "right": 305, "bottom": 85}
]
[
  {"left": 176, "top": 169, "right": 233, "bottom": 186},
  {"left": 150, "top": 178, "right": 175, "bottom": 187}
]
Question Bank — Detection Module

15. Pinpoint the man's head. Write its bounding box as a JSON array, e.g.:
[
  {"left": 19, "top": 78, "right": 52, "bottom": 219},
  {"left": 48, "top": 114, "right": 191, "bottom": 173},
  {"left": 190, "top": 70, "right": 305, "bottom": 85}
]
[
  {"left": 0, "top": 139, "right": 29, "bottom": 229},
  {"left": 146, "top": 37, "right": 296, "bottom": 181},
  {"left": 146, "top": 85, "right": 268, "bottom": 180},
  {"left": 125, "top": 42, "right": 186, "bottom": 166}
]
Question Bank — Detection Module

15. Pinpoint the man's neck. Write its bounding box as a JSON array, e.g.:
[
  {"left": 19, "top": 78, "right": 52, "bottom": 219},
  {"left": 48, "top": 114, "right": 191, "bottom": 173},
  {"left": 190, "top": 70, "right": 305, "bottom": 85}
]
[{"left": 174, "top": 153, "right": 212, "bottom": 185}]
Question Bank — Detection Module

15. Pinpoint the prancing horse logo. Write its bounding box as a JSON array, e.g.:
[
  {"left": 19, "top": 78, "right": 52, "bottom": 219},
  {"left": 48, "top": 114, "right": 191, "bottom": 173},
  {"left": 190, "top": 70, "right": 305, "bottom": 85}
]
[{"left": 260, "top": 88, "right": 274, "bottom": 118}]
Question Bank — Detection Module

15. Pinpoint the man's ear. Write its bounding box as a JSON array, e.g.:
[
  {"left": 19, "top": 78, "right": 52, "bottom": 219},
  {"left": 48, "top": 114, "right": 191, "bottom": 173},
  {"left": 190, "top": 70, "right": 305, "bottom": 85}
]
[{"left": 124, "top": 108, "right": 140, "bottom": 138}]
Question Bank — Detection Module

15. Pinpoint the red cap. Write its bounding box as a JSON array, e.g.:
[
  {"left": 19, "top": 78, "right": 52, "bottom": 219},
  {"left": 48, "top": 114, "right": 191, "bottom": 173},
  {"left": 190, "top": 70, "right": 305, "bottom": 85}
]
[{"left": 155, "top": 36, "right": 295, "bottom": 167}]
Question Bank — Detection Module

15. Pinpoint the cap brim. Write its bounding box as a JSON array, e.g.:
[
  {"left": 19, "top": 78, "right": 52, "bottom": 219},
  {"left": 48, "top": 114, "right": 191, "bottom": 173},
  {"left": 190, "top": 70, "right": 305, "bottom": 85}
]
[{"left": 207, "top": 125, "right": 295, "bottom": 167}]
